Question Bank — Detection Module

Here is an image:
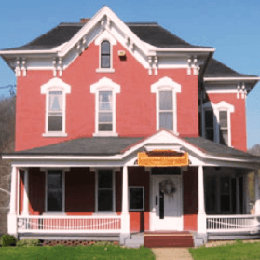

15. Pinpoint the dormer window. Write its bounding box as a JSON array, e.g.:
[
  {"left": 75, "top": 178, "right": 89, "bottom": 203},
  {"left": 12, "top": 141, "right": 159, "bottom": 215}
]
[
  {"left": 95, "top": 31, "right": 116, "bottom": 73},
  {"left": 101, "top": 41, "right": 110, "bottom": 68},
  {"left": 202, "top": 101, "right": 234, "bottom": 146},
  {"left": 151, "top": 76, "right": 181, "bottom": 134},
  {"left": 41, "top": 78, "right": 71, "bottom": 137}
]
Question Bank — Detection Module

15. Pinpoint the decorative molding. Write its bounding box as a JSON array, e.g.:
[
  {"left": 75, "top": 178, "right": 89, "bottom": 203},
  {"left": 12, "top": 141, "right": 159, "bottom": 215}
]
[
  {"left": 15, "top": 58, "right": 27, "bottom": 77},
  {"left": 237, "top": 83, "right": 247, "bottom": 99}
]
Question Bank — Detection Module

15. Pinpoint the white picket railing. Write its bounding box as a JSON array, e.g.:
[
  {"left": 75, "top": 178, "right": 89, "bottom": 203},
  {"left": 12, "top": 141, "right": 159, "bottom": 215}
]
[
  {"left": 206, "top": 214, "right": 260, "bottom": 233},
  {"left": 18, "top": 215, "right": 121, "bottom": 233}
]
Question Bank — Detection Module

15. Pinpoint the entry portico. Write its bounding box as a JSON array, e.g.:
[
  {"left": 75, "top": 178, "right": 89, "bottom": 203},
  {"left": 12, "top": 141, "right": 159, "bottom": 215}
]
[{"left": 4, "top": 130, "right": 260, "bottom": 245}]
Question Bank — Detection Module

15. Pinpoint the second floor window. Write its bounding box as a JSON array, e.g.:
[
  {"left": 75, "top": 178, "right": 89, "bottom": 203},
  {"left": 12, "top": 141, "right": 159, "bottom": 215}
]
[
  {"left": 48, "top": 91, "right": 62, "bottom": 132},
  {"left": 204, "top": 110, "right": 214, "bottom": 141},
  {"left": 219, "top": 110, "right": 228, "bottom": 145},
  {"left": 101, "top": 41, "right": 110, "bottom": 68},
  {"left": 159, "top": 90, "right": 173, "bottom": 130},
  {"left": 99, "top": 91, "right": 113, "bottom": 131}
]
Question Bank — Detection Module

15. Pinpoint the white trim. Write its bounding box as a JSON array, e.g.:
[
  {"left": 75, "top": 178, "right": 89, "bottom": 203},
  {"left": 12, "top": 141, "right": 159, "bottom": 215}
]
[
  {"left": 21, "top": 170, "right": 29, "bottom": 216},
  {"left": 95, "top": 169, "right": 116, "bottom": 213},
  {"left": 204, "top": 77, "right": 260, "bottom": 82},
  {"left": 202, "top": 101, "right": 235, "bottom": 146},
  {"left": 129, "top": 186, "right": 144, "bottom": 211},
  {"left": 40, "top": 78, "right": 71, "bottom": 137},
  {"left": 90, "top": 77, "right": 120, "bottom": 136},
  {"left": 151, "top": 77, "right": 181, "bottom": 134},
  {"left": 44, "top": 169, "right": 66, "bottom": 213}
]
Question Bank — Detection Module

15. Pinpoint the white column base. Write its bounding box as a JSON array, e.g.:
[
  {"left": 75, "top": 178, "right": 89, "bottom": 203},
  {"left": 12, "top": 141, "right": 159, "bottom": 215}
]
[
  {"left": 7, "top": 213, "right": 18, "bottom": 238},
  {"left": 197, "top": 212, "right": 207, "bottom": 234},
  {"left": 120, "top": 212, "right": 130, "bottom": 245}
]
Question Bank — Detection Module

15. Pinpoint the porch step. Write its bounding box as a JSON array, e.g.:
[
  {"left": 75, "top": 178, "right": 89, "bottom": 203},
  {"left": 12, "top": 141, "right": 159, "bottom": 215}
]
[{"left": 144, "top": 231, "right": 194, "bottom": 248}]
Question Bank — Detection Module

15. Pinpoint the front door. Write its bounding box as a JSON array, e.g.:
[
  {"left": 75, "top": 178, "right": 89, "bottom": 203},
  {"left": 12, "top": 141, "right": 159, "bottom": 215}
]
[{"left": 152, "top": 175, "right": 183, "bottom": 231}]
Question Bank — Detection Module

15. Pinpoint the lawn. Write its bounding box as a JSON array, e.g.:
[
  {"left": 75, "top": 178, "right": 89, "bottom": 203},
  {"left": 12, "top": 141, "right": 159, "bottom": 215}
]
[
  {"left": 189, "top": 240, "right": 260, "bottom": 260},
  {"left": 0, "top": 244, "right": 156, "bottom": 260}
]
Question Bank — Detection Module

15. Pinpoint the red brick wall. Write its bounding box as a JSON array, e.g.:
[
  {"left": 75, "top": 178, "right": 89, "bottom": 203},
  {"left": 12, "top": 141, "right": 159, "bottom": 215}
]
[
  {"left": 128, "top": 167, "right": 150, "bottom": 232},
  {"left": 15, "top": 41, "right": 199, "bottom": 151},
  {"left": 207, "top": 93, "right": 247, "bottom": 151},
  {"left": 183, "top": 167, "right": 198, "bottom": 231}
]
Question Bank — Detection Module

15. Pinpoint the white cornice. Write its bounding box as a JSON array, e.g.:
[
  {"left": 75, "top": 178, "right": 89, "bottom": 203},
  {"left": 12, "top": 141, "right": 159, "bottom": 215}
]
[{"left": 204, "top": 77, "right": 260, "bottom": 82}]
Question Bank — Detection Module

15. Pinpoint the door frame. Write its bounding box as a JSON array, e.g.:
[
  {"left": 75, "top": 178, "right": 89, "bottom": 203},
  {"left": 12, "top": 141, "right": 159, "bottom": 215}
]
[{"left": 149, "top": 172, "right": 184, "bottom": 231}]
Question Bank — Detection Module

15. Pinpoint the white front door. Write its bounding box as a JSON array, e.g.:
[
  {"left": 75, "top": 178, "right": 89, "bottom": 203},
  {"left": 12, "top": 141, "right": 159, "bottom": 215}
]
[{"left": 152, "top": 175, "right": 183, "bottom": 231}]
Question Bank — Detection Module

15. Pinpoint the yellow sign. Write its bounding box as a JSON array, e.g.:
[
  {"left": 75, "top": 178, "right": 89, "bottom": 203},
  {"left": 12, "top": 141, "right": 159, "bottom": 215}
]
[{"left": 138, "top": 150, "right": 189, "bottom": 167}]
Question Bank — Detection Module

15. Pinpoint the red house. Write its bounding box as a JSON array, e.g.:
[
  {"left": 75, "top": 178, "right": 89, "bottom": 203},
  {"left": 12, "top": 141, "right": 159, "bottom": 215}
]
[{"left": 1, "top": 7, "right": 260, "bottom": 247}]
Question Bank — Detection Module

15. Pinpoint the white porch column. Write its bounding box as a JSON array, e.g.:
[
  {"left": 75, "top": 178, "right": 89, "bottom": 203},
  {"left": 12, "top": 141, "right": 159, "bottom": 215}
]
[
  {"left": 21, "top": 169, "right": 29, "bottom": 216},
  {"left": 198, "top": 165, "right": 207, "bottom": 235},
  {"left": 254, "top": 170, "right": 260, "bottom": 214},
  {"left": 120, "top": 165, "right": 130, "bottom": 244},
  {"left": 7, "top": 166, "right": 18, "bottom": 237}
]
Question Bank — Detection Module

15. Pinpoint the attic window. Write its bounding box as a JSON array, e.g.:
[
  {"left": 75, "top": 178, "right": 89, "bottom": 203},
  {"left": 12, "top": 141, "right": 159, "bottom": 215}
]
[{"left": 101, "top": 41, "right": 110, "bottom": 68}]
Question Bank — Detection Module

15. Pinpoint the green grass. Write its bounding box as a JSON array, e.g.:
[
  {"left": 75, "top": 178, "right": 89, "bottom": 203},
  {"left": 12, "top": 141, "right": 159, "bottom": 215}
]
[
  {"left": 0, "top": 244, "right": 155, "bottom": 260},
  {"left": 189, "top": 240, "right": 260, "bottom": 260}
]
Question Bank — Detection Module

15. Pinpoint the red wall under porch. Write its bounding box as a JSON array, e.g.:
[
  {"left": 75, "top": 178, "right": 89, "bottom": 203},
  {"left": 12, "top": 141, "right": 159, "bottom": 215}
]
[{"left": 183, "top": 167, "right": 198, "bottom": 231}]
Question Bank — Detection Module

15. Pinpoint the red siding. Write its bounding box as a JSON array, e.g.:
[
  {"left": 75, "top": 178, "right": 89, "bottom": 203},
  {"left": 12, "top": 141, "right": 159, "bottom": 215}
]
[
  {"left": 65, "top": 168, "right": 95, "bottom": 214},
  {"left": 207, "top": 93, "right": 247, "bottom": 151},
  {"left": 128, "top": 167, "right": 150, "bottom": 232},
  {"left": 15, "top": 41, "right": 199, "bottom": 151},
  {"left": 183, "top": 167, "right": 198, "bottom": 231}
]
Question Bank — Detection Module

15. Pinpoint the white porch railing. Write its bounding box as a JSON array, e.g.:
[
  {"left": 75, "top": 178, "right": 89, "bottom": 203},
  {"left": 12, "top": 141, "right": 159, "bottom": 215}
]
[
  {"left": 18, "top": 215, "right": 121, "bottom": 233},
  {"left": 206, "top": 214, "right": 260, "bottom": 233}
]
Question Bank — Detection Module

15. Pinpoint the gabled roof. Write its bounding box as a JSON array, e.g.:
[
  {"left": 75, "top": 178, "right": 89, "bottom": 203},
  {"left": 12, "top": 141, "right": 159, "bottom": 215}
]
[{"left": 3, "top": 22, "right": 207, "bottom": 51}]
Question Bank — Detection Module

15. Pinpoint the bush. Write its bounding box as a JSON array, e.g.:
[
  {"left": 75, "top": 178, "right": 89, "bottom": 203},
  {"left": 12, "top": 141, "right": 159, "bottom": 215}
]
[
  {"left": 17, "top": 239, "right": 40, "bottom": 247},
  {"left": 0, "top": 234, "right": 17, "bottom": 247}
]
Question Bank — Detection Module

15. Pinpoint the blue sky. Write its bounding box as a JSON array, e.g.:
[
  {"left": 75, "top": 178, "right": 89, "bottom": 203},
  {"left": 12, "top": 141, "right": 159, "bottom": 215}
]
[{"left": 0, "top": 0, "right": 259, "bottom": 148}]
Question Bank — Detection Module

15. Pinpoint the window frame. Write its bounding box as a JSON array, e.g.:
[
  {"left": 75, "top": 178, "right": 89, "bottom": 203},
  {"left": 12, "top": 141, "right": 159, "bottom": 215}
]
[
  {"left": 151, "top": 76, "right": 181, "bottom": 134},
  {"left": 41, "top": 78, "right": 71, "bottom": 137},
  {"left": 95, "top": 31, "right": 116, "bottom": 73},
  {"left": 129, "top": 186, "right": 144, "bottom": 212},
  {"left": 202, "top": 101, "right": 234, "bottom": 146},
  {"left": 90, "top": 77, "right": 120, "bottom": 136},
  {"left": 43, "top": 169, "right": 67, "bottom": 214},
  {"left": 95, "top": 169, "right": 116, "bottom": 213}
]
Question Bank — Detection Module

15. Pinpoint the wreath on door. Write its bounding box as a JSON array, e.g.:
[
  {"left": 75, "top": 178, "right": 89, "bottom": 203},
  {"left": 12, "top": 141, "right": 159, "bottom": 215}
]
[{"left": 160, "top": 179, "right": 176, "bottom": 197}]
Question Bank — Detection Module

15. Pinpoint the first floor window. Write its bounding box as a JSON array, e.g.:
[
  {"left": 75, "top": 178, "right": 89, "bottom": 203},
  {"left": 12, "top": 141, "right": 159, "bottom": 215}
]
[
  {"left": 129, "top": 187, "right": 144, "bottom": 211},
  {"left": 47, "top": 170, "right": 63, "bottom": 212},
  {"left": 159, "top": 90, "right": 173, "bottom": 130},
  {"left": 97, "top": 170, "right": 114, "bottom": 211},
  {"left": 48, "top": 91, "right": 62, "bottom": 131},
  {"left": 98, "top": 91, "right": 113, "bottom": 131}
]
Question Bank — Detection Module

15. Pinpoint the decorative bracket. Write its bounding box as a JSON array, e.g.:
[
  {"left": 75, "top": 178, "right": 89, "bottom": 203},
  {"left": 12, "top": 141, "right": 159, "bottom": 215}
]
[
  {"left": 237, "top": 83, "right": 247, "bottom": 99},
  {"left": 52, "top": 57, "right": 63, "bottom": 77},
  {"left": 15, "top": 58, "right": 27, "bottom": 77}
]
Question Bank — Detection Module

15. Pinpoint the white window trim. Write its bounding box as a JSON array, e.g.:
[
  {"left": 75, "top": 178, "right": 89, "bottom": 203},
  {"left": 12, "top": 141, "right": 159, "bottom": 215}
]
[
  {"left": 41, "top": 77, "right": 71, "bottom": 137},
  {"left": 129, "top": 186, "right": 144, "bottom": 212},
  {"left": 95, "top": 30, "right": 116, "bottom": 73},
  {"left": 151, "top": 76, "right": 181, "bottom": 135},
  {"left": 42, "top": 168, "right": 69, "bottom": 214},
  {"left": 90, "top": 77, "right": 120, "bottom": 136},
  {"left": 94, "top": 169, "right": 116, "bottom": 213},
  {"left": 202, "top": 101, "right": 235, "bottom": 146}
]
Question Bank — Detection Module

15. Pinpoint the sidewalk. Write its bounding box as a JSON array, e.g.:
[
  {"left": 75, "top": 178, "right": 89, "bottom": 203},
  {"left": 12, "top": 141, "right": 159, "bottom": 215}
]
[{"left": 152, "top": 248, "right": 194, "bottom": 260}]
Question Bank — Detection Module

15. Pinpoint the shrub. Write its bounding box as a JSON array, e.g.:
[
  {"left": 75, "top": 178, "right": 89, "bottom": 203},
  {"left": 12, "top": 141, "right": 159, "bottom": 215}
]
[
  {"left": 0, "top": 234, "right": 17, "bottom": 247},
  {"left": 17, "top": 239, "right": 40, "bottom": 247}
]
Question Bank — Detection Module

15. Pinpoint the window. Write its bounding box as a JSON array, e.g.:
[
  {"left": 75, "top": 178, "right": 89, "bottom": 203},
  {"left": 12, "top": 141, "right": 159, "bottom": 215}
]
[
  {"left": 99, "top": 91, "right": 113, "bottom": 131},
  {"left": 94, "top": 31, "right": 116, "bottom": 73},
  {"left": 46, "top": 170, "right": 64, "bottom": 212},
  {"left": 202, "top": 101, "right": 234, "bottom": 146},
  {"left": 90, "top": 77, "right": 120, "bottom": 136},
  {"left": 101, "top": 41, "right": 110, "bottom": 68},
  {"left": 41, "top": 78, "right": 71, "bottom": 137},
  {"left": 151, "top": 76, "right": 181, "bottom": 134},
  {"left": 97, "top": 170, "right": 114, "bottom": 212},
  {"left": 48, "top": 91, "right": 62, "bottom": 131},
  {"left": 159, "top": 90, "right": 173, "bottom": 130},
  {"left": 129, "top": 187, "right": 144, "bottom": 211}
]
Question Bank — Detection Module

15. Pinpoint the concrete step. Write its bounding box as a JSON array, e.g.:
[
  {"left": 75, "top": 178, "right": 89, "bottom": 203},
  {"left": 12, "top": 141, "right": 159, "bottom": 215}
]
[{"left": 125, "top": 237, "right": 144, "bottom": 248}]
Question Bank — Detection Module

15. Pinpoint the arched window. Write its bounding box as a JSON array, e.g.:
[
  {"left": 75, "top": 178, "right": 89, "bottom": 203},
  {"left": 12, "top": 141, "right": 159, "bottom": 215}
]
[{"left": 101, "top": 41, "right": 110, "bottom": 68}]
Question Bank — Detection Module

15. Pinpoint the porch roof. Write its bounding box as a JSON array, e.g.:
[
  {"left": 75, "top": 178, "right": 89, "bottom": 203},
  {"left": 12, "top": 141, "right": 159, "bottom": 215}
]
[{"left": 3, "top": 135, "right": 260, "bottom": 162}]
